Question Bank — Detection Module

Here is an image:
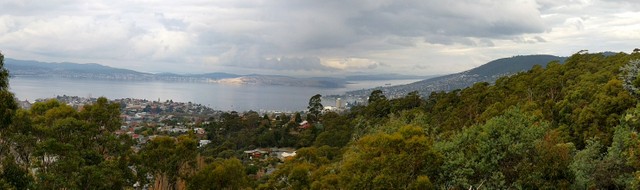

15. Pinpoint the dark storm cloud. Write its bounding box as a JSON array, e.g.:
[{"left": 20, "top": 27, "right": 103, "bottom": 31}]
[
  {"left": 346, "top": 0, "right": 546, "bottom": 44},
  {"left": 198, "top": 0, "right": 547, "bottom": 70}
]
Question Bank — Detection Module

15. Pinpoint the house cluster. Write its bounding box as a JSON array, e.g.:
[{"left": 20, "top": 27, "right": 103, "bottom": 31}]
[
  {"left": 24, "top": 95, "right": 219, "bottom": 145},
  {"left": 322, "top": 97, "right": 347, "bottom": 113},
  {"left": 15, "top": 98, "right": 32, "bottom": 109},
  {"left": 119, "top": 98, "right": 226, "bottom": 141},
  {"left": 24, "top": 95, "right": 97, "bottom": 110},
  {"left": 243, "top": 147, "right": 298, "bottom": 178},
  {"left": 117, "top": 97, "right": 219, "bottom": 116},
  {"left": 243, "top": 147, "right": 297, "bottom": 162},
  {"left": 115, "top": 98, "right": 219, "bottom": 131}
]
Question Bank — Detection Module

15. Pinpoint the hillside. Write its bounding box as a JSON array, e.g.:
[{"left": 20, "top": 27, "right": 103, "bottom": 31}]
[
  {"left": 344, "top": 54, "right": 567, "bottom": 98},
  {"left": 6, "top": 58, "right": 146, "bottom": 75}
]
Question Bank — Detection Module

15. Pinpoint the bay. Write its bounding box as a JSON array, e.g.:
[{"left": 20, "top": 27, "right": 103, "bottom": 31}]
[{"left": 9, "top": 77, "right": 419, "bottom": 112}]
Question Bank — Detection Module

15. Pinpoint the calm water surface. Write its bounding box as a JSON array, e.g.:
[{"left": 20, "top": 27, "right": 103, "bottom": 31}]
[{"left": 9, "top": 77, "right": 419, "bottom": 111}]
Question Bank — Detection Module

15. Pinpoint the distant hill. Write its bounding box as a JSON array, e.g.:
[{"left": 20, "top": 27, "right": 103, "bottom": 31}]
[
  {"left": 466, "top": 55, "right": 565, "bottom": 76},
  {"left": 5, "top": 58, "right": 348, "bottom": 87},
  {"left": 5, "top": 59, "right": 145, "bottom": 76},
  {"left": 5, "top": 58, "right": 420, "bottom": 88},
  {"left": 344, "top": 55, "right": 567, "bottom": 98}
]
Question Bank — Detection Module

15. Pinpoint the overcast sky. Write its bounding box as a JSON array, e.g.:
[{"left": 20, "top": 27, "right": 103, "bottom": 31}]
[{"left": 0, "top": 0, "right": 639, "bottom": 76}]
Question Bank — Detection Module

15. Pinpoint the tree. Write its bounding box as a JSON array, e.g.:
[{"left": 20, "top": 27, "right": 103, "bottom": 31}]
[
  {"left": 139, "top": 135, "right": 198, "bottom": 189},
  {"left": 1, "top": 156, "right": 33, "bottom": 189},
  {"left": 568, "top": 114, "right": 640, "bottom": 189},
  {"left": 365, "top": 90, "right": 390, "bottom": 119},
  {"left": 295, "top": 112, "right": 303, "bottom": 123},
  {"left": 368, "top": 89, "right": 386, "bottom": 104},
  {"left": 307, "top": 94, "right": 323, "bottom": 122},
  {"left": 0, "top": 51, "right": 9, "bottom": 91},
  {"left": 0, "top": 51, "right": 17, "bottom": 129},
  {"left": 187, "top": 158, "right": 248, "bottom": 190},
  {"left": 80, "top": 97, "right": 121, "bottom": 130},
  {"left": 436, "top": 109, "right": 552, "bottom": 188},
  {"left": 0, "top": 52, "right": 18, "bottom": 186},
  {"left": 620, "top": 59, "right": 640, "bottom": 99},
  {"left": 339, "top": 125, "right": 442, "bottom": 189},
  {"left": 263, "top": 146, "right": 341, "bottom": 189},
  {"left": 12, "top": 99, "right": 138, "bottom": 189},
  {"left": 390, "top": 91, "right": 423, "bottom": 114},
  {"left": 313, "top": 112, "right": 352, "bottom": 148},
  {"left": 570, "top": 139, "right": 605, "bottom": 189},
  {"left": 1, "top": 108, "right": 36, "bottom": 170}
]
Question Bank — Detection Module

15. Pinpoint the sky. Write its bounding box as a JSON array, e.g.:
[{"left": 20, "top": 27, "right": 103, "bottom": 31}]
[{"left": 0, "top": 0, "right": 639, "bottom": 77}]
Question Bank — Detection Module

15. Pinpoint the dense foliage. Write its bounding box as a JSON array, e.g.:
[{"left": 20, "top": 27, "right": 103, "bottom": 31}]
[{"left": 3, "top": 51, "right": 640, "bottom": 189}]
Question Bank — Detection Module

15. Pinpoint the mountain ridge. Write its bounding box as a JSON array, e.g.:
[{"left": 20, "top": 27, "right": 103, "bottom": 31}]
[
  {"left": 343, "top": 54, "right": 568, "bottom": 98},
  {"left": 4, "top": 58, "right": 429, "bottom": 88}
]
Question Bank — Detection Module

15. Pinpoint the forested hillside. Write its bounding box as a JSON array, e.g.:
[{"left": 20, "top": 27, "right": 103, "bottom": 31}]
[
  {"left": 3, "top": 51, "right": 640, "bottom": 189},
  {"left": 345, "top": 54, "right": 566, "bottom": 98}
]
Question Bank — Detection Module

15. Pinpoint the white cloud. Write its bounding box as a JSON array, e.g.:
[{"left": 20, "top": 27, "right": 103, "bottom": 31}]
[{"left": 0, "top": 15, "right": 134, "bottom": 56}]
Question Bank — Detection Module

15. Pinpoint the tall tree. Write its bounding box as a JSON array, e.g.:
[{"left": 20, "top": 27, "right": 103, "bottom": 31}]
[
  {"left": 620, "top": 59, "right": 640, "bottom": 99},
  {"left": 307, "top": 94, "right": 323, "bottom": 122},
  {"left": 0, "top": 51, "right": 20, "bottom": 188},
  {"left": 139, "top": 135, "right": 198, "bottom": 189},
  {"left": 187, "top": 158, "right": 248, "bottom": 190},
  {"left": 0, "top": 51, "right": 17, "bottom": 130},
  {"left": 365, "top": 90, "right": 390, "bottom": 118},
  {"left": 339, "top": 125, "right": 441, "bottom": 189},
  {"left": 367, "top": 89, "right": 386, "bottom": 104}
]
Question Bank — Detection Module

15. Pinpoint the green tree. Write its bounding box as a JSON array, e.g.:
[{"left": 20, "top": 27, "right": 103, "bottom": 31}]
[
  {"left": 436, "top": 109, "right": 552, "bottom": 189},
  {"left": 13, "top": 99, "right": 138, "bottom": 189},
  {"left": 295, "top": 112, "right": 303, "bottom": 123},
  {"left": 620, "top": 59, "right": 640, "bottom": 99},
  {"left": 313, "top": 112, "right": 352, "bottom": 148},
  {"left": 187, "top": 158, "right": 248, "bottom": 190},
  {"left": 570, "top": 139, "right": 604, "bottom": 189},
  {"left": 263, "top": 146, "right": 341, "bottom": 189},
  {"left": 1, "top": 156, "right": 33, "bottom": 189},
  {"left": 366, "top": 90, "right": 391, "bottom": 119},
  {"left": 368, "top": 89, "right": 386, "bottom": 104},
  {"left": 339, "top": 125, "right": 442, "bottom": 189},
  {"left": 390, "top": 91, "right": 423, "bottom": 114},
  {"left": 569, "top": 122, "right": 640, "bottom": 189},
  {"left": 307, "top": 94, "right": 323, "bottom": 122},
  {"left": 139, "top": 135, "right": 198, "bottom": 189},
  {"left": 0, "top": 51, "right": 17, "bottom": 130},
  {"left": 2, "top": 109, "right": 36, "bottom": 169}
]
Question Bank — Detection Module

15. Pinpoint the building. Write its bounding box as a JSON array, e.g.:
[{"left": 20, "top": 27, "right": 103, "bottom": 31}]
[
  {"left": 244, "top": 149, "right": 270, "bottom": 160},
  {"left": 199, "top": 140, "right": 211, "bottom": 147}
]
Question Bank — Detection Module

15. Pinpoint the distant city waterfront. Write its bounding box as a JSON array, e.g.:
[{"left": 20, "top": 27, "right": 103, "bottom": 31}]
[{"left": 9, "top": 77, "right": 419, "bottom": 111}]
